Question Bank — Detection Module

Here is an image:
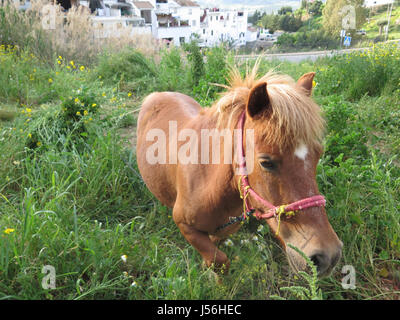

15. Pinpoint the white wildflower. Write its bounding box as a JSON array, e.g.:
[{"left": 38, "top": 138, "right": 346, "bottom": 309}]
[{"left": 224, "top": 239, "right": 234, "bottom": 247}]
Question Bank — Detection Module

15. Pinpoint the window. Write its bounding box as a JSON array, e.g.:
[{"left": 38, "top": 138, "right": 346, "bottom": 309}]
[
  {"left": 188, "top": 9, "right": 192, "bottom": 15},
  {"left": 192, "top": 20, "right": 196, "bottom": 27},
  {"left": 179, "top": 37, "right": 185, "bottom": 44},
  {"left": 211, "top": 30, "right": 213, "bottom": 36},
  {"left": 203, "top": 29, "right": 205, "bottom": 34}
]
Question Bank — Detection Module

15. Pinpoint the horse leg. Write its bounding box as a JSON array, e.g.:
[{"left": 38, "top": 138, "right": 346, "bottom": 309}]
[
  {"left": 209, "top": 235, "right": 223, "bottom": 245},
  {"left": 173, "top": 214, "right": 230, "bottom": 273}
]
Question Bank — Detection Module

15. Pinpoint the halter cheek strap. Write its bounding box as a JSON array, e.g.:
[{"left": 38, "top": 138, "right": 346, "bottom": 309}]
[{"left": 216, "top": 111, "right": 326, "bottom": 235}]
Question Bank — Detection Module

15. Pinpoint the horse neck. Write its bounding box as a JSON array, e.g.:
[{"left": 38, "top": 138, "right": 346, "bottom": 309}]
[{"left": 199, "top": 108, "right": 243, "bottom": 199}]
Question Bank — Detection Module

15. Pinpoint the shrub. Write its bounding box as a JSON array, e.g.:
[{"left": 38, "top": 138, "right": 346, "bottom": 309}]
[
  {"left": 319, "top": 95, "right": 369, "bottom": 163},
  {"left": 316, "top": 43, "right": 400, "bottom": 100},
  {"left": 184, "top": 41, "right": 205, "bottom": 87},
  {"left": 0, "top": 45, "right": 84, "bottom": 105},
  {"left": 156, "top": 46, "right": 187, "bottom": 92},
  {"left": 276, "top": 30, "right": 339, "bottom": 51},
  {"left": 93, "top": 49, "right": 156, "bottom": 94},
  {"left": 192, "top": 45, "right": 233, "bottom": 106}
]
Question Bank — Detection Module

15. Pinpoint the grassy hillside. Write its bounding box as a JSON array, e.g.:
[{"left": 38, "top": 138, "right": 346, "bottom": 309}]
[{"left": 363, "top": 6, "right": 400, "bottom": 40}]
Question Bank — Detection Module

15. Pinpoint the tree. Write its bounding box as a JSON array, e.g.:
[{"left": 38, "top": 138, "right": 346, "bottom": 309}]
[
  {"left": 278, "top": 6, "right": 292, "bottom": 15},
  {"left": 322, "top": 0, "right": 366, "bottom": 36},
  {"left": 377, "top": 19, "right": 388, "bottom": 36},
  {"left": 248, "top": 10, "right": 262, "bottom": 25},
  {"left": 261, "top": 12, "right": 303, "bottom": 33},
  {"left": 280, "top": 14, "right": 303, "bottom": 32},
  {"left": 184, "top": 40, "right": 204, "bottom": 86},
  {"left": 309, "top": 0, "right": 323, "bottom": 16}
]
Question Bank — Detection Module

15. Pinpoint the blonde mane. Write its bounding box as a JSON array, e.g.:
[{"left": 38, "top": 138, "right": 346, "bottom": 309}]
[{"left": 210, "top": 63, "right": 325, "bottom": 150}]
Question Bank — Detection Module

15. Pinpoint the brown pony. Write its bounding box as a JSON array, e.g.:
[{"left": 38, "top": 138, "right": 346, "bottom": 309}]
[{"left": 136, "top": 66, "right": 342, "bottom": 278}]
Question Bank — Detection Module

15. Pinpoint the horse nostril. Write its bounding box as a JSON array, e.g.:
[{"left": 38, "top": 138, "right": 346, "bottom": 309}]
[
  {"left": 310, "top": 253, "right": 328, "bottom": 273},
  {"left": 331, "top": 249, "right": 342, "bottom": 267}
]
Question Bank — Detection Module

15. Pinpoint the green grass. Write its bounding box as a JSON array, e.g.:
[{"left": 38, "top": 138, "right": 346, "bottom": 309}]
[
  {"left": 363, "top": 6, "right": 400, "bottom": 40},
  {"left": 0, "top": 43, "right": 399, "bottom": 300}
]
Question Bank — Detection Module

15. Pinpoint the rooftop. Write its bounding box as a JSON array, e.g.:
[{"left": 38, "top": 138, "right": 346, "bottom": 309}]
[
  {"left": 174, "top": 0, "right": 199, "bottom": 7},
  {"left": 133, "top": 1, "right": 154, "bottom": 9}
]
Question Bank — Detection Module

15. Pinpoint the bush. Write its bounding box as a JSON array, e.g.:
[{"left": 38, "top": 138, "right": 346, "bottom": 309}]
[
  {"left": 184, "top": 41, "right": 205, "bottom": 87},
  {"left": 276, "top": 29, "right": 339, "bottom": 51},
  {"left": 0, "top": 45, "right": 88, "bottom": 105},
  {"left": 316, "top": 43, "right": 400, "bottom": 100},
  {"left": 319, "top": 95, "right": 369, "bottom": 163},
  {"left": 156, "top": 46, "right": 188, "bottom": 92},
  {"left": 192, "top": 45, "right": 233, "bottom": 105},
  {"left": 93, "top": 49, "right": 156, "bottom": 94}
]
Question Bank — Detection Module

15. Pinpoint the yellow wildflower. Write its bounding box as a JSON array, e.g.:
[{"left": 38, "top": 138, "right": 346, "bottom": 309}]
[
  {"left": 74, "top": 98, "right": 80, "bottom": 103},
  {"left": 48, "top": 78, "right": 53, "bottom": 83},
  {"left": 80, "top": 66, "right": 85, "bottom": 71},
  {"left": 4, "top": 228, "right": 15, "bottom": 235},
  {"left": 128, "top": 92, "right": 132, "bottom": 97},
  {"left": 102, "top": 92, "right": 106, "bottom": 97},
  {"left": 76, "top": 111, "right": 81, "bottom": 116},
  {"left": 83, "top": 110, "right": 88, "bottom": 116},
  {"left": 36, "top": 141, "right": 42, "bottom": 147},
  {"left": 28, "top": 133, "right": 32, "bottom": 138},
  {"left": 92, "top": 103, "right": 97, "bottom": 107}
]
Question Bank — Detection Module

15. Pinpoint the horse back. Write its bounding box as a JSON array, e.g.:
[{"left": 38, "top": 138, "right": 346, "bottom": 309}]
[{"left": 136, "top": 92, "right": 202, "bottom": 208}]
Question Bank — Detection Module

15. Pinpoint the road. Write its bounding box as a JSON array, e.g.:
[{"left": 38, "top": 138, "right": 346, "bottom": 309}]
[{"left": 236, "top": 40, "right": 400, "bottom": 63}]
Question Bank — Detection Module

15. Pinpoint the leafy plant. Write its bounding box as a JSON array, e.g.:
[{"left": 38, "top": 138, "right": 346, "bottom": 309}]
[{"left": 270, "top": 244, "right": 322, "bottom": 300}]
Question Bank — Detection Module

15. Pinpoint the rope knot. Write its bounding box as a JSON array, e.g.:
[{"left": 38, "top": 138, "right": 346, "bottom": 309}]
[{"left": 275, "top": 205, "right": 296, "bottom": 236}]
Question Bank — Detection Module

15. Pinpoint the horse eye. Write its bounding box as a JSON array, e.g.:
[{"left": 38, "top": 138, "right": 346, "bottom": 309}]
[{"left": 260, "top": 160, "right": 276, "bottom": 171}]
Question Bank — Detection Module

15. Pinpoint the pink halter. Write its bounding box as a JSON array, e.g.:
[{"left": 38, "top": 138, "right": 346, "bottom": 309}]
[{"left": 231, "top": 111, "right": 326, "bottom": 234}]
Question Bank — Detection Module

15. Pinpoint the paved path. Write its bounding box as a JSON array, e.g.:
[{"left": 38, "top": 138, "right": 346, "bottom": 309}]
[{"left": 236, "top": 40, "right": 400, "bottom": 63}]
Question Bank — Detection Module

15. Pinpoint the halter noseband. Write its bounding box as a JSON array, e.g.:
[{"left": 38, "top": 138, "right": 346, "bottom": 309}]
[{"left": 216, "top": 111, "right": 326, "bottom": 235}]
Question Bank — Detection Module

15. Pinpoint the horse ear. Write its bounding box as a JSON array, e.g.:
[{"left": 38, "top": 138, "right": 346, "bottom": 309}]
[
  {"left": 246, "top": 82, "right": 270, "bottom": 118},
  {"left": 297, "top": 72, "right": 315, "bottom": 96}
]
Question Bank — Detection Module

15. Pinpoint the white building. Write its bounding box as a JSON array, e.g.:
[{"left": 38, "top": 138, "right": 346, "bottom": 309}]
[
  {"left": 79, "top": 0, "right": 154, "bottom": 37},
  {"left": 246, "top": 25, "right": 258, "bottom": 43},
  {"left": 131, "top": 2, "right": 158, "bottom": 37},
  {"left": 150, "top": 0, "right": 202, "bottom": 46},
  {"left": 58, "top": 0, "right": 252, "bottom": 47},
  {"left": 199, "top": 8, "right": 248, "bottom": 47}
]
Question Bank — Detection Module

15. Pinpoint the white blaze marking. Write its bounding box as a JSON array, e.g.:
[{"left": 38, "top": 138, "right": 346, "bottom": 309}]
[{"left": 294, "top": 144, "right": 308, "bottom": 160}]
